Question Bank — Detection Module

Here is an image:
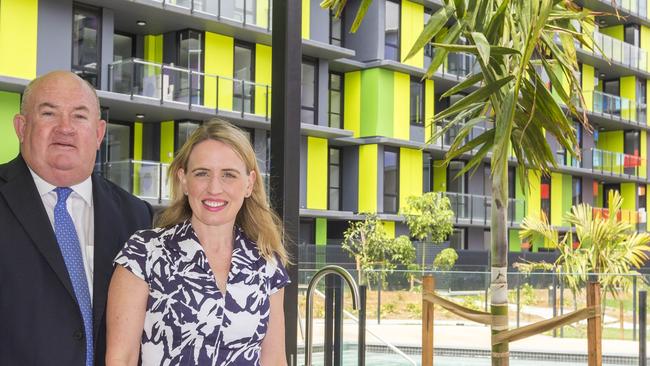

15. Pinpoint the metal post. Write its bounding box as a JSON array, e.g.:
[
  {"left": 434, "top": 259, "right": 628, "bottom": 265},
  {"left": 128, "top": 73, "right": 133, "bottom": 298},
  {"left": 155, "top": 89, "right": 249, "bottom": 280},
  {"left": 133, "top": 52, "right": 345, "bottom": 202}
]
[
  {"left": 243, "top": 0, "right": 247, "bottom": 26},
  {"left": 552, "top": 274, "right": 558, "bottom": 337},
  {"left": 560, "top": 272, "right": 564, "bottom": 338},
  {"left": 188, "top": 70, "right": 193, "bottom": 109},
  {"left": 217, "top": 0, "right": 221, "bottom": 19},
  {"left": 107, "top": 64, "right": 113, "bottom": 92},
  {"left": 130, "top": 61, "right": 135, "bottom": 99},
  {"left": 271, "top": 0, "right": 302, "bottom": 361},
  {"left": 324, "top": 275, "right": 335, "bottom": 366},
  {"left": 516, "top": 273, "right": 521, "bottom": 328},
  {"left": 377, "top": 282, "right": 381, "bottom": 324},
  {"left": 241, "top": 79, "right": 246, "bottom": 118},
  {"left": 333, "top": 277, "right": 343, "bottom": 366},
  {"left": 640, "top": 290, "right": 646, "bottom": 366},
  {"left": 265, "top": 85, "right": 270, "bottom": 120},
  {"left": 359, "top": 285, "right": 367, "bottom": 366},
  {"left": 635, "top": 276, "right": 638, "bottom": 341},
  {"left": 160, "top": 65, "right": 165, "bottom": 104}
]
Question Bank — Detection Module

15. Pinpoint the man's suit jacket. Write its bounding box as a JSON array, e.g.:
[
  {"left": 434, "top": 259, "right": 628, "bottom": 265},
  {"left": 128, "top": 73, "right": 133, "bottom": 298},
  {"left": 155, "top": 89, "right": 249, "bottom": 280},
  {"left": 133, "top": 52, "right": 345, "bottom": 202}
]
[{"left": 0, "top": 155, "right": 154, "bottom": 366}]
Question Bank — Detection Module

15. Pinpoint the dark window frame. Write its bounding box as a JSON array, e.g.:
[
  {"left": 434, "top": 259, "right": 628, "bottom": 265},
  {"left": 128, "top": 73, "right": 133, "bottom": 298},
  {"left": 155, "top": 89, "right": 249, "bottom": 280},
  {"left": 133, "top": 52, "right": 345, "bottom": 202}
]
[
  {"left": 329, "top": 9, "right": 344, "bottom": 46},
  {"left": 328, "top": 147, "right": 343, "bottom": 211},
  {"left": 72, "top": 3, "right": 102, "bottom": 87},
  {"left": 328, "top": 72, "right": 344, "bottom": 129},
  {"left": 572, "top": 176, "right": 582, "bottom": 206},
  {"left": 384, "top": 0, "right": 401, "bottom": 62},
  {"left": 383, "top": 146, "right": 400, "bottom": 214},
  {"left": 176, "top": 29, "right": 205, "bottom": 104},
  {"left": 410, "top": 76, "right": 425, "bottom": 125},
  {"left": 541, "top": 175, "right": 551, "bottom": 221},
  {"left": 233, "top": 40, "right": 256, "bottom": 114},
  {"left": 301, "top": 57, "right": 318, "bottom": 125}
]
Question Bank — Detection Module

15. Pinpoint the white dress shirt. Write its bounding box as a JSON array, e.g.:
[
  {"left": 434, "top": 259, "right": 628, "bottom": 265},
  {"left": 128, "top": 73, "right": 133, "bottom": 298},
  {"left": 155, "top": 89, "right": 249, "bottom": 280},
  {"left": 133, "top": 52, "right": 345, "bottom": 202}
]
[{"left": 29, "top": 169, "right": 95, "bottom": 298}]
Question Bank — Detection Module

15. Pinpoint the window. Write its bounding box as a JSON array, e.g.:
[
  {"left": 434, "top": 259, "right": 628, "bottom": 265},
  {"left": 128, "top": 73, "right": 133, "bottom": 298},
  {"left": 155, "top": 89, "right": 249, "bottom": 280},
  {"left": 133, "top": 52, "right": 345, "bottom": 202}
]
[
  {"left": 328, "top": 148, "right": 342, "bottom": 210},
  {"left": 385, "top": 0, "right": 400, "bottom": 61},
  {"left": 638, "top": 78, "right": 647, "bottom": 124},
  {"left": 72, "top": 4, "right": 101, "bottom": 87},
  {"left": 330, "top": 10, "right": 344, "bottom": 46},
  {"left": 97, "top": 122, "right": 131, "bottom": 188},
  {"left": 572, "top": 176, "right": 582, "bottom": 206},
  {"left": 235, "top": 0, "right": 257, "bottom": 25},
  {"left": 541, "top": 175, "right": 551, "bottom": 221},
  {"left": 410, "top": 76, "right": 424, "bottom": 125},
  {"left": 178, "top": 30, "right": 203, "bottom": 104},
  {"left": 383, "top": 147, "right": 399, "bottom": 213},
  {"left": 450, "top": 228, "right": 467, "bottom": 250},
  {"left": 113, "top": 32, "right": 134, "bottom": 62},
  {"left": 176, "top": 121, "right": 201, "bottom": 151},
  {"left": 423, "top": 152, "right": 432, "bottom": 193},
  {"left": 423, "top": 10, "right": 434, "bottom": 68},
  {"left": 234, "top": 42, "right": 255, "bottom": 114},
  {"left": 447, "top": 161, "right": 467, "bottom": 193},
  {"left": 329, "top": 73, "right": 343, "bottom": 128},
  {"left": 301, "top": 59, "right": 317, "bottom": 124}
]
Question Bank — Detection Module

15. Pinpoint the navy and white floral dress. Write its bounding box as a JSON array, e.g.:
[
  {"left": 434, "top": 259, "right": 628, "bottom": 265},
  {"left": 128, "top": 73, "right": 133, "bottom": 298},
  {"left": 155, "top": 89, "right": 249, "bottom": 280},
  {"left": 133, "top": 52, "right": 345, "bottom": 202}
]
[{"left": 114, "top": 220, "right": 290, "bottom": 366}]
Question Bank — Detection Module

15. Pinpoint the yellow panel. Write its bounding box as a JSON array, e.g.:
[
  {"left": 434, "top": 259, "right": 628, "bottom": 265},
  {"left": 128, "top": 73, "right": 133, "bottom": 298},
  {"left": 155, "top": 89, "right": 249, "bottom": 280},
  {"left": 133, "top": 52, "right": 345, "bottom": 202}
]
[
  {"left": 400, "top": 0, "right": 424, "bottom": 67},
  {"left": 620, "top": 184, "right": 636, "bottom": 221},
  {"left": 144, "top": 35, "right": 163, "bottom": 63},
  {"left": 302, "top": 0, "right": 310, "bottom": 39},
  {"left": 527, "top": 170, "right": 541, "bottom": 219},
  {"left": 550, "top": 173, "right": 563, "bottom": 226},
  {"left": 399, "top": 147, "right": 422, "bottom": 211},
  {"left": 621, "top": 76, "right": 636, "bottom": 121},
  {"left": 0, "top": 91, "right": 20, "bottom": 163},
  {"left": 256, "top": 0, "right": 269, "bottom": 28},
  {"left": 432, "top": 160, "right": 446, "bottom": 192},
  {"left": 642, "top": 26, "right": 650, "bottom": 72},
  {"left": 583, "top": 15, "right": 595, "bottom": 50},
  {"left": 307, "top": 137, "right": 328, "bottom": 210},
  {"left": 204, "top": 32, "right": 234, "bottom": 110},
  {"left": 393, "top": 72, "right": 410, "bottom": 140},
  {"left": 358, "top": 144, "right": 378, "bottom": 212},
  {"left": 0, "top": 0, "right": 37, "bottom": 79},
  {"left": 600, "top": 25, "right": 624, "bottom": 41},
  {"left": 254, "top": 44, "right": 272, "bottom": 117},
  {"left": 582, "top": 64, "right": 594, "bottom": 111},
  {"left": 642, "top": 131, "right": 647, "bottom": 179},
  {"left": 425, "top": 79, "right": 435, "bottom": 142},
  {"left": 381, "top": 221, "right": 396, "bottom": 238},
  {"left": 133, "top": 122, "right": 143, "bottom": 195},
  {"left": 160, "top": 121, "right": 175, "bottom": 164},
  {"left": 344, "top": 71, "right": 361, "bottom": 137}
]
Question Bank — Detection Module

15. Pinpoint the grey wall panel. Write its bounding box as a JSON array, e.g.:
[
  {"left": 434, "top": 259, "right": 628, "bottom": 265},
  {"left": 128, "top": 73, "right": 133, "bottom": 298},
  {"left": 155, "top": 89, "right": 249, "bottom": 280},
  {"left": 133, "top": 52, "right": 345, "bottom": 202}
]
[
  {"left": 344, "top": 0, "right": 382, "bottom": 62},
  {"left": 468, "top": 165, "right": 484, "bottom": 195},
  {"left": 300, "top": 136, "right": 308, "bottom": 208},
  {"left": 375, "top": 144, "right": 385, "bottom": 213},
  {"left": 342, "top": 146, "right": 359, "bottom": 212},
  {"left": 310, "top": 0, "right": 330, "bottom": 43},
  {"left": 37, "top": 0, "right": 73, "bottom": 75},
  {"left": 163, "top": 32, "right": 178, "bottom": 65},
  {"left": 410, "top": 125, "right": 424, "bottom": 143},
  {"left": 395, "top": 222, "right": 410, "bottom": 237},
  {"left": 467, "top": 227, "right": 485, "bottom": 251},
  {"left": 583, "top": 130, "right": 595, "bottom": 170},
  {"left": 582, "top": 176, "right": 594, "bottom": 206},
  {"left": 100, "top": 9, "right": 115, "bottom": 91},
  {"left": 317, "top": 60, "right": 329, "bottom": 126}
]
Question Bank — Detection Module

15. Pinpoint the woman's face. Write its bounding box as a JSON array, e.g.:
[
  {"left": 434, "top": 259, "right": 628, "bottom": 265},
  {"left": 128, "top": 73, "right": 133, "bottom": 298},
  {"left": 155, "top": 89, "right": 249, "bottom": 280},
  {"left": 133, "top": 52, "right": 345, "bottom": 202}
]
[{"left": 178, "top": 139, "right": 255, "bottom": 231}]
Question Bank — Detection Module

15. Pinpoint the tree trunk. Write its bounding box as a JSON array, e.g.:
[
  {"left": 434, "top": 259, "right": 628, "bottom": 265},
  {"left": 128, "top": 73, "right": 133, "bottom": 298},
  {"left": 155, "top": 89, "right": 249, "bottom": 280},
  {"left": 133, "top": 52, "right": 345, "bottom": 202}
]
[{"left": 491, "top": 161, "right": 509, "bottom": 365}]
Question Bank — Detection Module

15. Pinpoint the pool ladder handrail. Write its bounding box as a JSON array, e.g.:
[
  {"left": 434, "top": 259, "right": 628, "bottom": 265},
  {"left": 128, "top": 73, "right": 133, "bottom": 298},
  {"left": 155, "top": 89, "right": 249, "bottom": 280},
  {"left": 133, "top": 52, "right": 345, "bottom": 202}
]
[{"left": 304, "top": 265, "right": 360, "bottom": 366}]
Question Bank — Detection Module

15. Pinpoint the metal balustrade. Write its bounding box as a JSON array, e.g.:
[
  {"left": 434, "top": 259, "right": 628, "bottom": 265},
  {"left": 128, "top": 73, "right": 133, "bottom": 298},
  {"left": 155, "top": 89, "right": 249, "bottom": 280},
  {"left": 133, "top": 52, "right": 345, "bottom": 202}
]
[
  {"left": 587, "top": 90, "right": 646, "bottom": 124},
  {"left": 151, "top": 0, "right": 272, "bottom": 31},
  {"left": 443, "top": 191, "right": 526, "bottom": 226},
  {"left": 436, "top": 52, "right": 480, "bottom": 79},
  {"left": 592, "top": 31, "right": 649, "bottom": 72},
  {"left": 592, "top": 207, "right": 647, "bottom": 225},
  {"left": 97, "top": 160, "right": 171, "bottom": 202},
  {"left": 108, "top": 58, "right": 272, "bottom": 120},
  {"left": 589, "top": 147, "right": 645, "bottom": 177}
]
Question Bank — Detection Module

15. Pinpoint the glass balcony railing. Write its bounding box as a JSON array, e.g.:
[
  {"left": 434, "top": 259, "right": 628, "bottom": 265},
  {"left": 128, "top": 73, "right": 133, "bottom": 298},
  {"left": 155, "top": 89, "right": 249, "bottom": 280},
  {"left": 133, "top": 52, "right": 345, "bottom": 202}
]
[
  {"left": 152, "top": 0, "right": 272, "bottom": 30},
  {"left": 436, "top": 52, "right": 480, "bottom": 79},
  {"left": 588, "top": 147, "right": 645, "bottom": 177},
  {"left": 108, "top": 58, "right": 271, "bottom": 119},
  {"left": 429, "top": 119, "right": 490, "bottom": 148},
  {"left": 596, "top": 0, "right": 649, "bottom": 20},
  {"left": 592, "top": 32, "right": 649, "bottom": 72},
  {"left": 587, "top": 90, "right": 647, "bottom": 124},
  {"left": 98, "top": 160, "right": 171, "bottom": 202},
  {"left": 592, "top": 207, "right": 647, "bottom": 225},
  {"left": 444, "top": 192, "right": 526, "bottom": 226}
]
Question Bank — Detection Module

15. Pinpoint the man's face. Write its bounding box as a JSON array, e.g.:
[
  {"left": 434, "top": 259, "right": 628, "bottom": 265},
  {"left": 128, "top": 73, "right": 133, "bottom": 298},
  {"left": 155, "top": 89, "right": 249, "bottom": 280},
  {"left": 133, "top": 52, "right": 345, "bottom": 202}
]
[{"left": 13, "top": 72, "right": 106, "bottom": 187}]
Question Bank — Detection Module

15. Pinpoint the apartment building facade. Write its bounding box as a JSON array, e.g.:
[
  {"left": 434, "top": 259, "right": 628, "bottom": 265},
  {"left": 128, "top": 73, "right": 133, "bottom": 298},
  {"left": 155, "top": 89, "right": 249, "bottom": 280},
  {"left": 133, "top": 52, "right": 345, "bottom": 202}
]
[{"left": 0, "top": 0, "right": 648, "bottom": 266}]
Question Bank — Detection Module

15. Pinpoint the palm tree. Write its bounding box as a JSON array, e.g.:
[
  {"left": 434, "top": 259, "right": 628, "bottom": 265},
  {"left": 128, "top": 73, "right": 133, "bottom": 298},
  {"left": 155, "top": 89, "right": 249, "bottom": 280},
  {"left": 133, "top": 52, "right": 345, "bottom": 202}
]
[{"left": 322, "top": 1, "right": 594, "bottom": 364}]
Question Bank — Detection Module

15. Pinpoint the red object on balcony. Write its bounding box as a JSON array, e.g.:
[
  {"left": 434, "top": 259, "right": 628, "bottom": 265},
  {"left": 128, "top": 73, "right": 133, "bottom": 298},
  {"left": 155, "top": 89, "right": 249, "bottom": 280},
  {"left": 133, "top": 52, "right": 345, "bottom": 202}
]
[
  {"left": 624, "top": 154, "right": 641, "bottom": 168},
  {"left": 540, "top": 183, "right": 550, "bottom": 199}
]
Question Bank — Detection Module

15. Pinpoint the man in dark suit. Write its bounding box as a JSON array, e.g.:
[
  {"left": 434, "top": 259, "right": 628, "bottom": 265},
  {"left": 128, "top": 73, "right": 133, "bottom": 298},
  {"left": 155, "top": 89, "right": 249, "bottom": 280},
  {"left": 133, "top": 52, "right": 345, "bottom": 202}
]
[{"left": 0, "top": 70, "right": 153, "bottom": 365}]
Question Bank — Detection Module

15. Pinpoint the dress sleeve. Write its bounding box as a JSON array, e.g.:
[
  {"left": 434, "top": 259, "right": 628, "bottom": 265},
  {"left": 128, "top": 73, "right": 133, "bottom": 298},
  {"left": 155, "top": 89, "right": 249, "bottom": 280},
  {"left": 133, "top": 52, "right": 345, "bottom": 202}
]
[
  {"left": 268, "top": 256, "right": 291, "bottom": 295},
  {"left": 113, "top": 230, "right": 151, "bottom": 282}
]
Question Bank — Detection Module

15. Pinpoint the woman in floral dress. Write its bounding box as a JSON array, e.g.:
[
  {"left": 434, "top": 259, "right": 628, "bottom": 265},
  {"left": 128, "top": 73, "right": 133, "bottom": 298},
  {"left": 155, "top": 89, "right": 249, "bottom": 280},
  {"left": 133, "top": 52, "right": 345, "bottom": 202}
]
[{"left": 105, "top": 120, "right": 290, "bottom": 366}]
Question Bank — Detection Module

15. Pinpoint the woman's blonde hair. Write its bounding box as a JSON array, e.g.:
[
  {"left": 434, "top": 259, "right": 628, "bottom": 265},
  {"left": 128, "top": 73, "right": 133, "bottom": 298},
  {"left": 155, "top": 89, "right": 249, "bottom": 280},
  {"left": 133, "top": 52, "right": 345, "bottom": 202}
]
[{"left": 155, "top": 119, "right": 289, "bottom": 266}]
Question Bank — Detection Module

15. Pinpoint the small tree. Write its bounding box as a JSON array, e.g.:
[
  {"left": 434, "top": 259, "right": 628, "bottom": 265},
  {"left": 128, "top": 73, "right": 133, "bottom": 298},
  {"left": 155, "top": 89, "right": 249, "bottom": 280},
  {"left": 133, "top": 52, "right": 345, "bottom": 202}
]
[
  {"left": 342, "top": 214, "right": 415, "bottom": 288},
  {"left": 433, "top": 248, "right": 459, "bottom": 271}
]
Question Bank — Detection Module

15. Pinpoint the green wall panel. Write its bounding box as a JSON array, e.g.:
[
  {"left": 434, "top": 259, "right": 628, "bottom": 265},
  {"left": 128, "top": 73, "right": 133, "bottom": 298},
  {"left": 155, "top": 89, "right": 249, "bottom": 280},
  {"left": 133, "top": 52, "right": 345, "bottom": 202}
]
[
  {"left": 360, "top": 68, "right": 394, "bottom": 137},
  {"left": 359, "top": 144, "right": 378, "bottom": 212},
  {"left": 0, "top": 91, "right": 20, "bottom": 163},
  {"left": 160, "top": 121, "right": 174, "bottom": 164}
]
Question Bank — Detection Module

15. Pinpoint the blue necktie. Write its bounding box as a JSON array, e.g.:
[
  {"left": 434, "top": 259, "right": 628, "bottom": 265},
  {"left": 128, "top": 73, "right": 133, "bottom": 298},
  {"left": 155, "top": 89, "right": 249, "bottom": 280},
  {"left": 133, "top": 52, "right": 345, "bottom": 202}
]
[{"left": 54, "top": 187, "right": 93, "bottom": 366}]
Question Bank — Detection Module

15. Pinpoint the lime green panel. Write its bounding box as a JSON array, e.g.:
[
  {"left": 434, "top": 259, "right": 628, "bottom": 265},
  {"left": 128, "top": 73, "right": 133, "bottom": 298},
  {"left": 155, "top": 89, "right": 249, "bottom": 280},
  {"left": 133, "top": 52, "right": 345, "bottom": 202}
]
[
  {"left": 597, "top": 131, "right": 624, "bottom": 153},
  {"left": 600, "top": 25, "right": 624, "bottom": 40},
  {"left": 307, "top": 137, "right": 328, "bottom": 210},
  {"left": 0, "top": 0, "right": 37, "bottom": 79},
  {"left": 642, "top": 26, "right": 650, "bottom": 72},
  {"left": 621, "top": 183, "right": 636, "bottom": 211},
  {"left": 642, "top": 131, "right": 647, "bottom": 179},
  {"left": 514, "top": 169, "right": 526, "bottom": 222},
  {"left": 550, "top": 173, "right": 563, "bottom": 226},
  {"left": 400, "top": 0, "right": 424, "bottom": 67},
  {"left": 315, "top": 217, "right": 327, "bottom": 245},
  {"left": 381, "top": 221, "right": 395, "bottom": 238},
  {"left": 360, "top": 68, "right": 394, "bottom": 137},
  {"left": 509, "top": 229, "right": 521, "bottom": 252},
  {"left": 205, "top": 32, "right": 234, "bottom": 110},
  {"left": 425, "top": 79, "right": 435, "bottom": 142},
  {"left": 255, "top": 44, "right": 272, "bottom": 117},
  {"left": 582, "top": 64, "right": 594, "bottom": 111},
  {"left": 562, "top": 174, "right": 572, "bottom": 226},
  {"left": 432, "top": 160, "right": 446, "bottom": 192},
  {"left": 621, "top": 76, "right": 636, "bottom": 121},
  {"left": 393, "top": 72, "right": 410, "bottom": 140},
  {"left": 345, "top": 71, "right": 361, "bottom": 137},
  {"left": 144, "top": 35, "right": 163, "bottom": 62},
  {"left": 359, "top": 144, "right": 378, "bottom": 212},
  {"left": 160, "top": 121, "right": 174, "bottom": 164},
  {"left": 583, "top": 15, "right": 595, "bottom": 50},
  {"left": 0, "top": 91, "right": 20, "bottom": 163},
  {"left": 133, "top": 122, "right": 143, "bottom": 195},
  {"left": 256, "top": 0, "right": 269, "bottom": 28},
  {"left": 595, "top": 182, "right": 603, "bottom": 208},
  {"left": 527, "top": 170, "right": 541, "bottom": 219},
  {"left": 399, "top": 148, "right": 423, "bottom": 211},
  {"left": 302, "top": 0, "right": 310, "bottom": 39}
]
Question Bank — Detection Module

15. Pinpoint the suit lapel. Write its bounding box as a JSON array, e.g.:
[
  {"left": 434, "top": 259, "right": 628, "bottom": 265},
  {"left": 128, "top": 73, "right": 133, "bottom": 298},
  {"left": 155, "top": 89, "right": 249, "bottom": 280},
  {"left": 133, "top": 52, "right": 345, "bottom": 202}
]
[
  {"left": 0, "top": 156, "right": 76, "bottom": 300},
  {"left": 91, "top": 175, "right": 119, "bottom": 339}
]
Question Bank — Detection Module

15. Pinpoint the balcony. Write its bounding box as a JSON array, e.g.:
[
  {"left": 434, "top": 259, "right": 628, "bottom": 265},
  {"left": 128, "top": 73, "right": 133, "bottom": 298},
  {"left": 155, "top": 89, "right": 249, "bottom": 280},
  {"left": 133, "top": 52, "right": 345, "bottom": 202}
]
[
  {"left": 436, "top": 52, "right": 480, "bottom": 79},
  {"left": 587, "top": 90, "right": 647, "bottom": 124},
  {"left": 591, "top": 32, "right": 649, "bottom": 73},
  {"left": 588, "top": 148, "right": 645, "bottom": 177},
  {"left": 592, "top": 207, "right": 647, "bottom": 225},
  {"left": 444, "top": 192, "right": 526, "bottom": 226},
  {"left": 151, "top": 0, "right": 272, "bottom": 30},
  {"left": 429, "top": 119, "right": 490, "bottom": 149},
  {"left": 96, "top": 160, "right": 170, "bottom": 203},
  {"left": 108, "top": 58, "right": 271, "bottom": 120}
]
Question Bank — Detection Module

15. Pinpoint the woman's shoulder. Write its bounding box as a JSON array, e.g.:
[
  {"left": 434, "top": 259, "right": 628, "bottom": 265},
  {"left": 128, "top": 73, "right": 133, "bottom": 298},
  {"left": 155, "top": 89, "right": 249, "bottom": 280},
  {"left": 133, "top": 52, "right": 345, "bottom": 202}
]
[{"left": 128, "top": 221, "right": 190, "bottom": 248}]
